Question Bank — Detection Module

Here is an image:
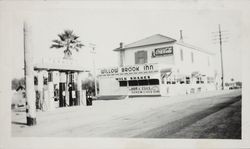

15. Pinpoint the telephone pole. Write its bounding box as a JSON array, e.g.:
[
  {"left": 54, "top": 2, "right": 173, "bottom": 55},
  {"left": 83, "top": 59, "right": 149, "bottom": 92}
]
[
  {"left": 212, "top": 24, "right": 228, "bottom": 90},
  {"left": 24, "top": 21, "right": 37, "bottom": 125},
  {"left": 218, "top": 25, "right": 224, "bottom": 90}
]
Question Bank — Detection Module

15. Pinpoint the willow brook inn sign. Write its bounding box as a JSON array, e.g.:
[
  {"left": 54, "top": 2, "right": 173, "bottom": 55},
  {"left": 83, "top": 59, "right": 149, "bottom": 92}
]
[{"left": 100, "top": 64, "right": 157, "bottom": 76}]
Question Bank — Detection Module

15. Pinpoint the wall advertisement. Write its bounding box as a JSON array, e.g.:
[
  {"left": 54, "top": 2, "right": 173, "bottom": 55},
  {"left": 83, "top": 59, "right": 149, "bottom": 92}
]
[
  {"left": 129, "top": 85, "right": 160, "bottom": 95},
  {"left": 152, "top": 46, "right": 173, "bottom": 58}
]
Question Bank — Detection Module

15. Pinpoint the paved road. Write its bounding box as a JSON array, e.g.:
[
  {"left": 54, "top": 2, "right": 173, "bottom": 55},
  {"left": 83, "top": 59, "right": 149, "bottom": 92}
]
[
  {"left": 55, "top": 92, "right": 241, "bottom": 138},
  {"left": 12, "top": 90, "right": 241, "bottom": 138},
  {"left": 135, "top": 96, "right": 241, "bottom": 138}
]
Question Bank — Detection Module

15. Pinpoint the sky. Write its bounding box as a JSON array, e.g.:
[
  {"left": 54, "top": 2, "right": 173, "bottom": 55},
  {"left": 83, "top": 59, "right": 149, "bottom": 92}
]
[{"left": 1, "top": 1, "right": 244, "bottom": 82}]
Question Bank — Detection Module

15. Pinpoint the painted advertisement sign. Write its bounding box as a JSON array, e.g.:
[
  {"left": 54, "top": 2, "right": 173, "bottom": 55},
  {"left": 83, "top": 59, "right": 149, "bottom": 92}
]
[
  {"left": 129, "top": 85, "right": 160, "bottom": 95},
  {"left": 152, "top": 46, "right": 173, "bottom": 58},
  {"left": 99, "top": 63, "right": 159, "bottom": 77}
]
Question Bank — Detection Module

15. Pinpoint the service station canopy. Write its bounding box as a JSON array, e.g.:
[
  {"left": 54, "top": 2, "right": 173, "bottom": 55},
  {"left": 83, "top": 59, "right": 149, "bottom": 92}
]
[{"left": 34, "top": 58, "right": 87, "bottom": 72}]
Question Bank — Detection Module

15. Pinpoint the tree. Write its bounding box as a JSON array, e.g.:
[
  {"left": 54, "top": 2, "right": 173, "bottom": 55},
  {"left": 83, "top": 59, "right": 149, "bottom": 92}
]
[
  {"left": 236, "top": 81, "right": 242, "bottom": 88},
  {"left": 11, "top": 78, "right": 19, "bottom": 90},
  {"left": 81, "top": 73, "right": 99, "bottom": 95},
  {"left": 11, "top": 77, "right": 25, "bottom": 90},
  {"left": 50, "top": 30, "right": 84, "bottom": 59}
]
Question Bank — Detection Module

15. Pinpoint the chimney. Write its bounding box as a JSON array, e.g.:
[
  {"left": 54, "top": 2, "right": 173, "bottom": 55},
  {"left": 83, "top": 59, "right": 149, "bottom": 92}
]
[
  {"left": 120, "top": 42, "right": 123, "bottom": 49},
  {"left": 180, "top": 30, "right": 183, "bottom": 42},
  {"left": 119, "top": 42, "right": 124, "bottom": 67}
]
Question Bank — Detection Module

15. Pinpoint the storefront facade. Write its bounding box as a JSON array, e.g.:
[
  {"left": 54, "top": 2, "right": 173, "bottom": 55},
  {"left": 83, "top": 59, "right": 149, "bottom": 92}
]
[{"left": 98, "top": 34, "right": 217, "bottom": 97}]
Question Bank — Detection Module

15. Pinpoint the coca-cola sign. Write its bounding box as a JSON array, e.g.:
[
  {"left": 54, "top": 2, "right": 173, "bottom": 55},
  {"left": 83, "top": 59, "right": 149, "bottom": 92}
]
[{"left": 152, "top": 46, "right": 173, "bottom": 57}]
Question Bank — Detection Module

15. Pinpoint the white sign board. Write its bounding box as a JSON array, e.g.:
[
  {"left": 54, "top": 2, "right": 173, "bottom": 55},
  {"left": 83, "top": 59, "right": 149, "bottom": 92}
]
[
  {"left": 99, "top": 63, "right": 159, "bottom": 77},
  {"left": 129, "top": 85, "right": 160, "bottom": 95}
]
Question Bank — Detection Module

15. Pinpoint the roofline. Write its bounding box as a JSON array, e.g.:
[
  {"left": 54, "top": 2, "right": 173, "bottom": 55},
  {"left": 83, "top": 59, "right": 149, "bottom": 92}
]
[
  {"left": 34, "top": 66, "right": 86, "bottom": 72},
  {"left": 113, "top": 34, "right": 176, "bottom": 51},
  {"left": 113, "top": 40, "right": 177, "bottom": 51},
  {"left": 175, "top": 41, "right": 215, "bottom": 55}
]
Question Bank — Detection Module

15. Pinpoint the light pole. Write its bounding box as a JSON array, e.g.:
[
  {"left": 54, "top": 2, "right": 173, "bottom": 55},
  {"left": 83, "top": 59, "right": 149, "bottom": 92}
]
[{"left": 89, "top": 43, "right": 98, "bottom": 96}]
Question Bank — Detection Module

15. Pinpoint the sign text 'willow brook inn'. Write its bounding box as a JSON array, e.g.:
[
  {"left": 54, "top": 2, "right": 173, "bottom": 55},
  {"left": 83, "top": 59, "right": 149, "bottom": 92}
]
[{"left": 99, "top": 64, "right": 158, "bottom": 76}]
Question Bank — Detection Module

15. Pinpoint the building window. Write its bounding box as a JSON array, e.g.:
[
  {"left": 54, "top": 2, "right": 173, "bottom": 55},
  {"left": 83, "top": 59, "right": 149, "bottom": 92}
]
[
  {"left": 207, "top": 56, "right": 210, "bottom": 66},
  {"left": 48, "top": 72, "right": 53, "bottom": 82},
  {"left": 196, "top": 77, "right": 202, "bottom": 84},
  {"left": 161, "top": 77, "right": 165, "bottom": 84},
  {"left": 207, "top": 77, "right": 214, "bottom": 84},
  {"left": 34, "top": 76, "right": 38, "bottom": 85},
  {"left": 69, "top": 73, "right": 74, "bottom": 82},
  {"left": 180, "top": 77, "right": 185, "bottom": 84},
  {"left": 128, "top": 80, "right": 138, "bottom": 86},
  {"left": 138, "top": 80, "right": 149, "bottom": 86},
  {"left": 186, "top": 77, "right": 190, "bottom": 84},
  {"left": 180, "top": 49, "right": 183, "bottom": 61},
  {"left": 119, "top": 81, "right": 127, "bottom": 87},
  {"left": 191, "top": 52, "right": 194, "bottom": 63},
  {"left": 149, "top": 79, "right": 159, "bottom": 85},
  {"left": 43, "top": 77, "right": 48, "bottom": 85},
  {"left": 135, "top": 51, "right": 148, "bottom": 64}
]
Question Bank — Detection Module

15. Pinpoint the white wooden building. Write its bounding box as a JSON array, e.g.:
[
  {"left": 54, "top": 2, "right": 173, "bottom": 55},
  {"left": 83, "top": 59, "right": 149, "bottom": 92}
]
[{"left": 98, "top": 34, "right": 217, "bottom": 97}]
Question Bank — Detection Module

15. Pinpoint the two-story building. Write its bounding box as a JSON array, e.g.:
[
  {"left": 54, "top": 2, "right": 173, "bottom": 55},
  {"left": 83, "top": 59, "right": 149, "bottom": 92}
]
[{"left": 98, "top": 34, "right": 217, "bottom": 97}]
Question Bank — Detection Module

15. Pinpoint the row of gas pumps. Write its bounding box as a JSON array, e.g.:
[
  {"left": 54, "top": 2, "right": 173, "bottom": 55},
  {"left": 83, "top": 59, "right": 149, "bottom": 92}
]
[
  {"left": 34, "top": 70, "right": 91, "bottom": 111},
  {"left": 23, "top": 21, "right": 92, "bottom": 126}
]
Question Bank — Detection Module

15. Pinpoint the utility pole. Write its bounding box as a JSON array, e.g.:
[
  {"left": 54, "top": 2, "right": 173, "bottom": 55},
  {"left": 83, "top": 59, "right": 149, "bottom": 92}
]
[
  {"left": 212, "top": 24, "right": 228, "bottom": 90},
  {"left": 24, "top": 21, "right": 37, "bottom": 126},
  {"left": 218, "top": 24, "right": 224, "bottom": 90},
  {"left": 89, "top": 43, "right": 97, "bottom": 96}
]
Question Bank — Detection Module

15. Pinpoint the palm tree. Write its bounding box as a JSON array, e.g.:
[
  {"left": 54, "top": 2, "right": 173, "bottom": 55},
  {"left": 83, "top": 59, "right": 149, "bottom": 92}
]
[{"left": 50, "top": 30, "right": 84, "bottom": 59}]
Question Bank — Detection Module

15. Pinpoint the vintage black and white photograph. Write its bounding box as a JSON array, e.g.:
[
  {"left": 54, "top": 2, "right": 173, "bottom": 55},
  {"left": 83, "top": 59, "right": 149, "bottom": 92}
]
[{"left": 1, "top": 0, "right": 250, "bottom": 149}]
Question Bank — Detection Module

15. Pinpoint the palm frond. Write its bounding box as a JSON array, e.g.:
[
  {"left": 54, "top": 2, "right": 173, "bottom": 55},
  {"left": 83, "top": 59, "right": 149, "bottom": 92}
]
[
  {"left": 70, "top": 40, "right": 76, "bottom": 44},
  {"left": 50, "top": 44, "right": 64, "bottom": 49},
  {"left": 64, "top": 49, "right": 72, "bottom": 55},
  {"left": 76, "top": 43, "right": 84, "bottom": 48},
  {"left": 73, "top": 36, "right": 79, "bottom": 40},
  {"left": 64, "top": 30, "right": 73, "bottom": 38},
  {"left": 51, "top": 29, "right": 84, "bottom": 57},
  {"left": 52, "top": 39, "right": 62, "bottom": 44},
  {"left": 74, "top": 48, "right": 79, "bottom": 52},
  {"left": 58, "top": 34, "right": 66, "bottom": 41}
]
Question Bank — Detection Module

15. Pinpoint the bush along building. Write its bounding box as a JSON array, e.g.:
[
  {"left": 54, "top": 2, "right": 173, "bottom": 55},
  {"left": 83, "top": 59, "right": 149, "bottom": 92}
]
[{"left": 98, "top": 33, "right": 217, "bottom": 97}]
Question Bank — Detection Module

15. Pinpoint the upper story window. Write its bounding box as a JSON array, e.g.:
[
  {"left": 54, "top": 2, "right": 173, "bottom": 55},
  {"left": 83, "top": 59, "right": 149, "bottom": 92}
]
[
  {"left": 180, "top": 49, "right": 183, "bottom": 61},
  {"left": 207, "top": 56, "right": 210, "bottom": 66},
  {"left": 191, "top": 52, "right": 194, "bottom": 63},
  {"left": 135, "top": 50, "right": 147, "bottom": 64}
]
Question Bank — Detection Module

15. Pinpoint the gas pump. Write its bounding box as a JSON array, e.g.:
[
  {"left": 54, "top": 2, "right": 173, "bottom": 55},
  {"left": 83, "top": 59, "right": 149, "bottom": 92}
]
[
  {"left": 59, "top": 82, "right": 66, "bottom": 107},
  {"left": 86, "top": 89, "right": 93, "bottom": 106},
  {"left": 69, "top": 72, "right": 78, "bottom": 106},
  {"left": 59, "top": 72, "right": 66, "bottom": 107}
]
